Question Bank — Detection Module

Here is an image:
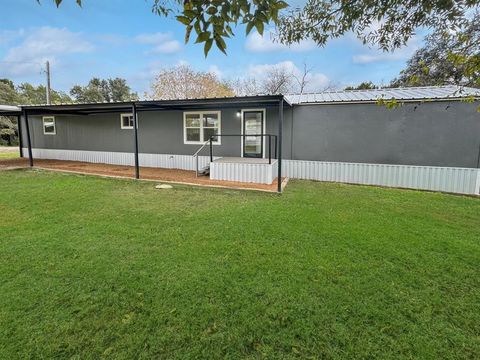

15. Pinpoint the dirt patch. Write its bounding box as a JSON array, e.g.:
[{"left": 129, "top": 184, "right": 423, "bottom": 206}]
[
  {"left": 0, "top": 158, "right": 28, "bottom": 170},
  {"left": 0, "top": 158, "right": 286, "bottom": 192},
  {"left": 0, "top": 146, "right": 19, "bottom": 154}
]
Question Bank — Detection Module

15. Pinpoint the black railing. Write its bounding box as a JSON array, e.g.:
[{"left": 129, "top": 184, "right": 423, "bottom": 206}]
[{"left": 208, "top": 134, "right": 277, "bottom": 164}]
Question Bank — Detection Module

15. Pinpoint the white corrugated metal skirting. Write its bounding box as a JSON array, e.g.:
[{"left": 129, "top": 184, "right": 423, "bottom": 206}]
[
  {"left": 23, "top": 148, "right": 212, "bottom": 171},
  {"left": 23, "top": 148, "right": 480, "bottom": 195},
  {"left": 282, "top": 159, "right": 480, "bottom": 195},
  {"left": 210, "top": 160, "right": 277, "bottom": 184}
]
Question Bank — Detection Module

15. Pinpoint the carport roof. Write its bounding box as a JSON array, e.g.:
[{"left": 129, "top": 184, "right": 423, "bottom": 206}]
[
  {"left": 0, "top": 105, "right": 22, "bottom": 116},
  {"left": 285, "top": 85, "right": 480, "bottom": 104},
  {"left": 4, "top": 94, "right": 287, "bottom": 115}
]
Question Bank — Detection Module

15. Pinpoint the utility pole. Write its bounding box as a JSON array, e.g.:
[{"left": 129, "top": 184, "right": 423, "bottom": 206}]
[{"left": 45, "top": 61, "right": 51, "bottom": 105}]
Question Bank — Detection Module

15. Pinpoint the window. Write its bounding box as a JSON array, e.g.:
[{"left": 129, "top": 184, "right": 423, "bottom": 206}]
[
  {"left": 120, "top": 113, "right": 135, "bottom": 129},
  {"left": 184, "top": 111, "right": 221, "bottom": 144},
  {"left": 43, "top": 116, "right": 56, "bottom": 135}
]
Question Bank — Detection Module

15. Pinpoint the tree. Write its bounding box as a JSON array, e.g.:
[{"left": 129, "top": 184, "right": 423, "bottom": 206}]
[
  {"left": 344, "top": 82, "right": 378, "bottom": 90},
  {"left": 292, "top": 62, "right": 313, "bottom": 94},
  {"left": 0, "top": 117, "right": 17, "bottom": 146},
  {"left": 0, "top": 80, "right": 21, "bottom": 146},
  {"left": 70, "top": 78, "right": 138, "bottom": 103},
  {"left": 277, "top": 1, "right": 479, "bottom": 51},
  {"left": 147, "top": 64, "right": 234, "bottom": 100},
  {"left": 50, "top": 0, "right": 479, "bottom": 56},
  {"left": 229, "top": 78, "right": 262, "bottom": 97},
  {"left": 391, "top": 18, "right": 480, "bottom": 88},
  {"left": 230, "top": 66, "right": 293, "bottom": 95},
  {"left": 0, "top": 79, "right": 22, "bottom": 104},
  {"left": 17, "top": 83, "right": 71, "bottom": 105},
  {"left": 260, "top": 65, "right": 294, "bottom": 94}
]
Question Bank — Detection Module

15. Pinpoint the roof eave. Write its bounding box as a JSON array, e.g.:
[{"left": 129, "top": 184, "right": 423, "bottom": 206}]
[{"left": 293, "top": 96, "right": 480, "bottom": 105}]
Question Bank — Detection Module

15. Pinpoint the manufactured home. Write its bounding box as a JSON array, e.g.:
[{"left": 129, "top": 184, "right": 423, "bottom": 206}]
[{"left": 1, "top": 85, "right": 480, "bottom": 194}]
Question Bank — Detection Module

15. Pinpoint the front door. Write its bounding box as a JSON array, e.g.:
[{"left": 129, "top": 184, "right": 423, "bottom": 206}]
[{"left": 243, "top": 111, "right": 264, "bottom": 158}]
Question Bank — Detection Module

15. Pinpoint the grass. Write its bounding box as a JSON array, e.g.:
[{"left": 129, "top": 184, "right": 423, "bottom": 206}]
[
  {"left": 0, "top": 170, "right": 479, "bottom": 359},
  {"left": 0, "top": 152, "right": 19, "bottom": 159}
]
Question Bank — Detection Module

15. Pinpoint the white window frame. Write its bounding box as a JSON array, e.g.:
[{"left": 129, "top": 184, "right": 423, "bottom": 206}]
[
  {"left": 120, "top": 113, "right": 136, "bottom": 129},
  {"left": 240, "top": 109, "right": 266, "bottom": 158},
  {"left": 183, "top": 111, "right": 221, "bottom": 145},
  {"left": 42, "top": 116, "right": 56, "bottom": 135}
]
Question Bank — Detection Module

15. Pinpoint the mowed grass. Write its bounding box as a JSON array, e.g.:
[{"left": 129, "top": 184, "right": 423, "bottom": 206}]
[
  {"left": 0, "top": 170, "right": 479, "bottom": 359},
  {"left": 0, "top": 152, "right": 19, "bottom": 159}
]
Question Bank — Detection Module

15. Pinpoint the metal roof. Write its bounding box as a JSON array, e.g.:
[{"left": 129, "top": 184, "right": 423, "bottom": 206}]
[
  {"left": 0, "top": 105, "right": 22, "bottom": 116},
  {"left": 285, "top": 85, "right": 480, "bottom": 104},
  {"left": 2, "top": 86, "right": 479, "bottom": 116},
  {"left": 14, "top": 94, "right": 287, "bottom": 115}
]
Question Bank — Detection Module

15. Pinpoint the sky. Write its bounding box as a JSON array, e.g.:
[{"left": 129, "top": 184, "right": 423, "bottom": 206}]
[{"left": 0, "top": 0, "right": 424, "bottom": 98}]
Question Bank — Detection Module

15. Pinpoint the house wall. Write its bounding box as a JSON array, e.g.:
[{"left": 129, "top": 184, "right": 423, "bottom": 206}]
[
  {"left": 291, "top": 101, "right": 480, "bottom": 168},
  {"left": 21, "top": 105, "right": 290, "bottom": 159},
  {"left": 20, "top": 100, "right": 480, "bottom": 169}
]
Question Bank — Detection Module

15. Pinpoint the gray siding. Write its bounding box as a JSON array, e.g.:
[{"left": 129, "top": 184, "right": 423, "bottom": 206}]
[
  {"left": 22, "top": 105, "right": 286, "bottom": 158},
  {"left": 20, "top": 100, "right": 480, "bottom": 168},
  {"left": 291, "top": 101, "right": 480, "bottom": 168}
]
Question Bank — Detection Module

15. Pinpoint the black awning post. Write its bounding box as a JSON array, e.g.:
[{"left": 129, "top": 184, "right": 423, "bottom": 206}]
[
  {"left": 23, "top": 110, "right": 33, "bottom": 167},
  {"left": 277, "top": 97, "right": 284, "bottom": 193},
  {"left": 132, "top": 103, "right": 139, "bottom": 179},
  {"left": 17, "top": 115, "right": 23, "bottom": 158}
]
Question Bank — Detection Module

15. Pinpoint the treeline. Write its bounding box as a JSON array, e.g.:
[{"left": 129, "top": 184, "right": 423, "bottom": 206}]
[{"left": 0, "top": 77, "right": 138, "bottom": 106}]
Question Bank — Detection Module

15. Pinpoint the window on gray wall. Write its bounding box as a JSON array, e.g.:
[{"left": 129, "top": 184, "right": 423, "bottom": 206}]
[
  {"left": 183, "top": 111, "right": 221, "bottom": 145},
  {"left": 43, "top": 116, "right": 56, "bottom": 135},
  {"left": 120, "top": 113, "right": 135, "bottom": 129}
]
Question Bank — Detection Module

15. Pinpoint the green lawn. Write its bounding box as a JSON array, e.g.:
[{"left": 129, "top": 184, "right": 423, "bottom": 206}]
[
  {"left": 0, "top": 152, "right": 19, "bottom": 159},
  {"left": 1, "top": 170, "right": 479, "bottom": 359}
]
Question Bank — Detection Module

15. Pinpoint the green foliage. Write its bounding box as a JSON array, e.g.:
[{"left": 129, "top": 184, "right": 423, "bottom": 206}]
[
  {"left": 50, "top": 0, "right": 479, "bottom": 56},
  {"left": 17, "top": 83, "right": 72, "bottom": 105},
  {"left": 1, "top": 172, "right": 480, "bottom": 358},
  {"left": 0, "top": 116, "right": 17, "bottom": 146},
  {"left": 392, "top": 17, "right": 480, "bottom": 88},
  {"left": 278, "top": 1, "right": 480, "bottom": 51},
  {"left": 376, "top": 98, "right": 404, "bottom": 109},
  {"left": 344, "top": 81, "right": 378, "bottom": 90},
  {"left": 0, "top": 79, "right": 22, "bottom": 105},
  {"left": 156, "top": 0, "right": 288, "bottom": 56},
  {"left": 70, "top": 78, "right": 138, "bottom": 103}
]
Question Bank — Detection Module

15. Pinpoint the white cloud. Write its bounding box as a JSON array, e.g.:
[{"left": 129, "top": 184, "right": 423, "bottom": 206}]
[
  {"left": 2, "top": 27, "right": 93, "bottom": 76},
  {"left": 307, "top": 73, "right": 331, "bottom": 91},
  {"left": 247, "top": 61, "right": 330, "bottom": 93},
  {"left": 0, "top": 29, "right": 25, "bottom": 45},
  {"left": 208, "top": 65, "right": 223, "bottom": 78},
  {"left": 352, "top": 36, "right": 420, "bottom": 64},
  {"left": 135, "top": 32, "right": 171, "bottom": 45},
  {"left": 177, "top": 59, "right": 189, "bottom": 67},
  {"left": 245, "top": 30, "right": 316, "bottom": 53},
  {"left": 135, "top": 32, "right": 182, "bottom": 55},
  {"left": 150, "top": 40, "right": 182, "bottom": 54},
  {"left": 248, "top": 60, "right": 298, "bottom": 77}
]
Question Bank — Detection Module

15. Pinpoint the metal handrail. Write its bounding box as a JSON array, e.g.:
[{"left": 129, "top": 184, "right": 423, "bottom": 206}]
[
  {"left": 209, "top": 134, "right": 277, "bottom": 164},
  {"left": 193, "top": 140, "right": 210, "bottom": 177}
]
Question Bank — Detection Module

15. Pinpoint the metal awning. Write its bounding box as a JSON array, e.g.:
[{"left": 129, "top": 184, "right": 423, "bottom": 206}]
[
  {"left": 17, "top": 95, "right": 290, "bottom": 115},
  {"left": 0, "top": 105, "right": 22, "bottom": 116}
]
